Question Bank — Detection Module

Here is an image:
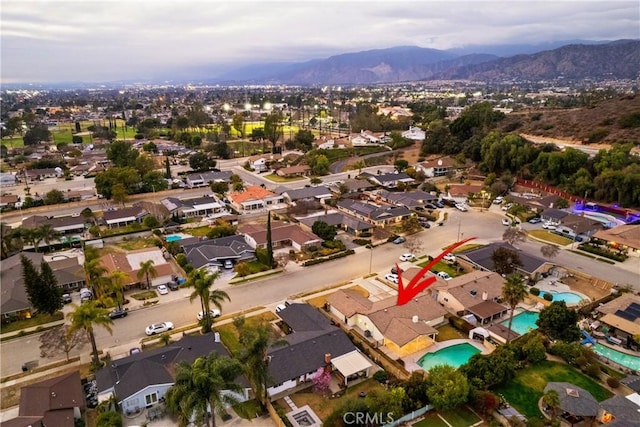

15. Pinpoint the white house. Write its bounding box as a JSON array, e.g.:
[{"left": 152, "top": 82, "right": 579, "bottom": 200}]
[{"left": 402, "top": 126, "right": 426, "bottom": 141}]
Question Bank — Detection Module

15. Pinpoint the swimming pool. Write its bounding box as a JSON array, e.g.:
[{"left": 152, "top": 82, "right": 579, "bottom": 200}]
[
  {"left": 592, "top": 344, "right": 640, "bottom": 371},
  {"left": 501, "top": 311, "right": 539, "bottom": 336},
  {"left": 165, "top": 234, "right": 183, "bottom": 243},
  {"left": 538, "top": 291, "right": 585, "bottom": 305},
  {"left": 417, "top": 343, "right": 480, "bottom": 371}
]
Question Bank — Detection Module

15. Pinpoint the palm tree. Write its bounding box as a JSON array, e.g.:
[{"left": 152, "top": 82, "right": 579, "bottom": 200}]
[
  {"left": 352, "top": 160, "right": 366, "bottom": 174},
  {"left": 83, "top": 246, "right": 107, "bottom": 297},
  {"left": 238, "top": 323, "right": 287, "bottom": 406},
  {"left": 165, "top": 353, "right": 244, "bottom": 427},
  {"left": 542, "top": 389, "right": 560, "bottom": 418},
  {"left": 38, "top": 224, "right": 60, "bottom": 251},
  {"left": 502, "top": 274, "right": 528, "bottom": 343},
  {"left": 137, "top": 260, "right": 157, "bottom": 290},
  {"left": 66, "top": 301, "right": 113, "bottom": 366},
  {"left": 188, "top": 269, "right": 228, "bottom": 333},
  {"left": 21, "top": 228, "right": 38, "bottom": 252},
  {"left": 106, "top": 271, "right": 129, "bottom": 309}
]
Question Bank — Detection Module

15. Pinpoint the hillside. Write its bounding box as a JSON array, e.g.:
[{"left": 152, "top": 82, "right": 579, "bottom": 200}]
[{"left": 499, "top": 94, "right": 640, "bottom": 145}]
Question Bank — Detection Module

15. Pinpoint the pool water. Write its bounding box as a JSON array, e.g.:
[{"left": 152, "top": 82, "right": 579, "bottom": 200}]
[
  {"left": 501, "top": 311, "right": 539, "bottom": 336},
  {"left": 418, "top": 343, "right": 480, "bottom": 371},
  {"left": 592, "top": 344, "right": 640, "bottom": 371},
  {"left": 165, "top": 234, "right": 182, "bottom": 243},
  {"left": 538, "top": 291, "right": 584, "bottom": 305}
]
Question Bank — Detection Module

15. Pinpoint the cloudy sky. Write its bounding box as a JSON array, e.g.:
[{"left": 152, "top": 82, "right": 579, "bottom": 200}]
[{"left": 2, "top": 0, "right": 638, "bottom": 83}]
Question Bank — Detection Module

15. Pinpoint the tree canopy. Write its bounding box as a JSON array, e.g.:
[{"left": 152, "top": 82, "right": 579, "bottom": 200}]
[{"left": 536, "top": 301, "right": 581, "bottom": 342}]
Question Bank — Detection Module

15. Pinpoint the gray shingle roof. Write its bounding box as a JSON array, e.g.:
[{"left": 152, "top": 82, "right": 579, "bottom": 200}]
[
  {"left": 543, "top": 382, "right": 599, "bottom": 417},
  {"left": 460, "top": 242, "right": 547, "bottom": 275},
  {"left": 182, "top": 235, "right": 255, "bottom": 268},
  {"left": 281, "top": 186, "right": 333, "bottom": 201},
  {"left": 600, "top": 395, "right": 640, "bottom": 422}
]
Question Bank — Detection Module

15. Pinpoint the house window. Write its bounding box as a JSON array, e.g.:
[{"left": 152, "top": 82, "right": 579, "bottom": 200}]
[{"left": 145, "top": 393, "right": 158, "bottom": 406}]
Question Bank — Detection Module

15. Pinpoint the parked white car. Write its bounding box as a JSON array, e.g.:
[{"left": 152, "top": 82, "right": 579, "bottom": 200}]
[
  {"left": 399, "top": 253, "right": 416, "bottom": 262},
  {"left": 197, "top": 309, "right": 221, "bottom": 321},
  {"left": 502, "top": 218, "right": 511, "bottom": 226},
  {"left": 156, "top": 284, "right": 169, "bottom": 295},
  {"left": 493, "top": 196, "right": 504, "bottom": 205},
  {"left": 455, "top": 203, "right": 469, "bottom": 212},
  {"left": 145, "top": 322, "right": 174, "bottom": 336},
  {"left": 442, "top": 253, "right": 456, "bottom": 262},
  {"left": 436, "top": 271, "right": 452, "bottom": 281},
  {"left": 542, "top": 222, "right": 557, "bottom": 230},
  {"left": 384, "top": 273, "right": 399, "bottom": 284}
]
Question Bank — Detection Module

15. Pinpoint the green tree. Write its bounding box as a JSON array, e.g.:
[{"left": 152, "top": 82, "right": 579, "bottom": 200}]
[
  {"left": 165, "top": 353, "right": 244, "bottom": 427},
  {"left": 502, "top": 226, "right": 527, "bottom": 246},
  {"left": 187, "top": 269, "right": 228, "bottom": 333},
  {"left": 491, "top": 247, "right": 523, "bottom": 275},
  {"left": 111, "top": 183, "right": 128, "bottom": 207},
  {"left": 44, "top": 189, "right": 65, "bottom": 205},
  {"left": 311, "top": 220, "right": 337, "bottom": 241},
  {"left": 394, "top": 159, "right": 409, "bottom": 172},
  {"left": 461, "top": 345, "right": 518, "bottom": 389},
  {"left": 210, "top": 181, "right": 229, "bottom": 194},
  {"left": 23, "top": 124, "right": 52, "bottom": 146},
  {"left": 542, "top": 389, "right": 560, "bottom": 418},
  {"left": 83, "top": 245, "right": 108, "bottom": 297},
  {"left": 94, "top": 166, "right": 141, "bottom": 199},
  {"left": 38, "top": 260, "right": 63, "bottom": 314},
  {"left": 21, "top": 255, "right": 44, "bottom": 314},
  {"left": 137, "top": 260, "right": 157, "bottom": 290},
  {"left": 106, "top": 140, "right": 138, "bottom": 167},
  {"left": 96, "top": 411, "right": 123, "bottom": 427},
  {"left": 106, "top": 271, "right": 129, "bottom": 309},
  {"left": 536, "top": 301, "right": 581, "bottom": 342},
  {"left": 164, "top": 156, "right": 172, "bottom": 179},
  {"left": 189, "top": 152, "right": 217, "bottom": 171},
  {"left": 502, "top": 274, "right": 528, "bottom": 343},
  {"left": 37, "top": 224, "right": 61, "bottom": 251},
  {"left": 67, "top": 301, "right": 113, "bottom": 366},
  {"left": 540, "top": 244, "right": 560, "bottom": 260},
  {"left": 426, "top": 364, "right": 470, "bottom": 410},
  {"left": 264, "top": 111, "right": 283, "bottom": 153},
  {"left": 232, "top": 113, "right": 245, "bottom": 139}
]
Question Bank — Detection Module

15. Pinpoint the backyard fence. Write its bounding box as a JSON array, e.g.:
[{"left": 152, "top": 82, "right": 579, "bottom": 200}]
[{"left": 382, "top": 405, "right": 433, "bottom": 427}]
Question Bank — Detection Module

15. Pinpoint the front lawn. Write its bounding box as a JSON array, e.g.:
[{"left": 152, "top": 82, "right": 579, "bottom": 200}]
[
  {"left": 416, "top": 260, "right": 459, "bottom": 277},
  {"left": 493, "top": 361, "right": 612, "bottom": 420},
  {"left": 528, "top": 230, "right": 573, "bottom": 246},
  {"left": 0, "top": 312, "right": 64, "bottom": 334},
  {"left": 215, "top": 312, "right": 278, "bottom": 355}
]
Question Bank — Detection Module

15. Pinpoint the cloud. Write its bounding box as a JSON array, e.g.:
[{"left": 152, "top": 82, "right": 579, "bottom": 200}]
[{"left": 2, "top": 0, "right": 638, "bottom": 83}]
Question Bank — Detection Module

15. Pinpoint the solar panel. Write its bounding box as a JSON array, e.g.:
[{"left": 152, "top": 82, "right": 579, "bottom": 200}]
[{"left": 615, "top": 310, "right": 637, "bottom": 322}]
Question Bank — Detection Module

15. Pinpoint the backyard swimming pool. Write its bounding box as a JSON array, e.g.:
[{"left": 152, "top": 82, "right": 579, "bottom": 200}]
[
  {"left": 592, "top": 344, "right": 640, "bottom": 371},
  {"left": 538, "top": 291, "right": 585, "bottom": 305},
  {"left": 501, "top": 311, "right": 539, "bottom": 336},
  {"left": 165, "top": 234, "right": 183, "bottom": 243},
  {"left": 417, "top": 343, "right": 481, "bottom": 371}
]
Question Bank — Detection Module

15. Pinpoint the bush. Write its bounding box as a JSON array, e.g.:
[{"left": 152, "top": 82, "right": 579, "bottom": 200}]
[
  {"left": 530, "top": 287, "right": 540, "bottom": 296},
  {"left": 543, "top": 292, "right": 553, "bottom": 301},
  {"left": 607, "top": 377, "right": 620, "bottom": 388},
  {"left": 353, "top": 239, "right": 371, "bottom": 246},
  {"left": 584, "top": 364, "right": 601, "bottom": 378},
  {"left": 578, "top": 244, "right": 627, "bottom": 262},
  {"left": 373, "top": 370, "right": 388, "bottom": 383},
  {"left": 303, "top": 249, "right": 355, "bottom": 266},
  {"left": 176, "top": 253, "right": 188, "bottom": 267}
]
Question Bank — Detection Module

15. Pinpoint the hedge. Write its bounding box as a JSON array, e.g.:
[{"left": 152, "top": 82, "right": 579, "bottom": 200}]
[
  {"left": 353, "top": 239, "right": 372, "bottom": 246},
  {"left": 543, "top": 293, "right": 553, "bottom": 301},
  {"left": 530, "top": 287, "right": 540, "bottom": 296},
  {"left": 303, "top": 249, "right": 355, "bottom": 266},
  {"left": 578, "top": 244, "right": 627, "bottom": 262}
]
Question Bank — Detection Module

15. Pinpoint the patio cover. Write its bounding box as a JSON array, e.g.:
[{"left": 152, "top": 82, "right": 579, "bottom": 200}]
[
  {"left": 600, "top": 313, "right": 640, "bottom": 336},
  {"left": 331, "top": 350, "right": 372, "bottom": 378}
]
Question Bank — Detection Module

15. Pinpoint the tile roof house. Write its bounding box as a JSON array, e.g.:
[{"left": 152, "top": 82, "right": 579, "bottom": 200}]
[
  {"left": 95, "top": 334, "right": 250, "bottom": 415},
  {"left": 459, "top": 242, "right": 550, "bottom": 277},
  {"left": 349, "top": 130, "right": 381, "bottom": 146},
  {"left": 445, "top": 184, "right": 484, "bottom": 203},
  {"left": 240, "top": 221, "right": 322, "bottom": 251},
  {"left": 275, "top": 165, "right": 310, "bottom": 178},
  {"left": 182, "top": 235, "right": 256, "bottom": 270},
  {"left": 228, "top": 186, "right": 284, "bottom": 212},
  {"left": 329, "top": 178, "right": 376, "bottom": 194},
  {"left": 599, "top": 394, "right": 640, "bottom": 425},
  {"left": 336, "top": 199, "right": 413, "bottom": 227},
  {"left": 1, "top": 371, "right": 85, "bottom": 427},
  {"left": 593, "top": 224, "right": 640, "bottom": 252},
  {"left": 0, "top": 194, "right": 20, "bottom": 209},
  {"left": 99, "top": 248, "right": 173, "bottom": 288},
  {"left": 101, "top": 206, "right": 148, "bottom": 228},
  {"left": 433, "top": 271, "right": 508, "bottom": 324},
  {"left": 326, "top": 288, "right": 447, "bottom": 356},
  {"left": 267, "top": 303, "right": 373, "bottom": 399}
]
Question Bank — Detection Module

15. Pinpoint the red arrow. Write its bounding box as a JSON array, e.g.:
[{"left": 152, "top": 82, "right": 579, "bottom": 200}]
[{"left": 396, "top": 237, "right": 476, "bottom": 305}]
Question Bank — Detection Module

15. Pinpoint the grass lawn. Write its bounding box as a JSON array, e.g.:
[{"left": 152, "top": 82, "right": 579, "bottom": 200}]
[
  {"left": 413, "top": 413, "right": 449, "bottom": 427},
  {"left": 233, "top": 399, "right": 262, "bottom": 419},
  {"left": 416, "top": 260, "right": 459, "bottom": 277},
  {"left": 184, "top": 225, "right": 212, "bottom": 237},
  {"left": 0, "top": 312, "right": 64, "bottom": 334},
  {"left": 130, "top": 290, "right": 158, "bottom": 300},
  {"left": 449, "top": 243, "right": 484, "bottom": 253},
  {"left": 114, "top": 237, "right": 160, "bottom": 251},
  {"left": 215, "top": 312, "right": 278, "bottom": 355},
  {"left": 440, "top": 407, "right": 481, "bottom": 427},
  {"left": 493, "top": 361, "right": 612, "bottom": 419},
  {"left": 528, "top": 230, "right": 573, "bottom": 245},
  {"left": 262, "top": 174, "right": 307, "bottom": 183},
  {"left": 435, "top": 324, "right": 465, "bottom": 342},
  {"left": 288, "top": 379, "right": 384, "bottom": 421}
]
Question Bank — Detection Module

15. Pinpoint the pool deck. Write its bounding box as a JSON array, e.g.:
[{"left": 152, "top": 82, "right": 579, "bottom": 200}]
[
  {"left": 534, "top": 277, "right": 590, "bottom": 306},
  {"left": 401, "top": 339, "right": 491, "bottom": 373}
]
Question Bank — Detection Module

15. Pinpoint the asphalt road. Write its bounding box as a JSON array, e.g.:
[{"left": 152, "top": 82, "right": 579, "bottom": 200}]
[{"left": 2, "top": 205, "right": 637, "bottom": 376}]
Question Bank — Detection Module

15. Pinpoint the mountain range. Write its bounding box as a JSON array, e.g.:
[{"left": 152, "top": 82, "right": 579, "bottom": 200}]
[{"left": 209, "top": 39, "right": 640, "bottom": 85}]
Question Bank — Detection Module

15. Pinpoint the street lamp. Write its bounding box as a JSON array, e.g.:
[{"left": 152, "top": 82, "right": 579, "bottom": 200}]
[{"left": 366, "top": 244, "right": 373, "bottom": 274}]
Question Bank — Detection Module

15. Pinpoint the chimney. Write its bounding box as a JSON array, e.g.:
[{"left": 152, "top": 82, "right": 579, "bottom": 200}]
[
  {"left": 482, "top": 291, "right": 488, "bottom": 301},
  {"left": 412, "top": 315, "right": 419, "bottom": 323},
  {"left": 324, "top": 353, "right": 331, "bottom": 364}
]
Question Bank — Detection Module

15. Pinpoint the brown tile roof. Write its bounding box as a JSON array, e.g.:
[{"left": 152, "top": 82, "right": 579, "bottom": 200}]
[
  {"left": 467, "top": 300, "right": 508, "bottom": 320},
  {"left": 593, "top": 224, "right": 640, "bottom": 250},
  {"left": 100, "top": 253, "right": 173, "bottom": 285},
  {"left": 276, "top": 165, "right": 310, "bottom": 176},
  {"left": 439, "top": 271, "right": 504, "bottom": 309},
  {"left": 239, "top": 221, "right": 321, "bottom": 246},
  {"left": 19, "top": 371, "right": 85, "bottom": 425},
  {"left": 229, "top": 185, "right": 276, "bottom": 204}
]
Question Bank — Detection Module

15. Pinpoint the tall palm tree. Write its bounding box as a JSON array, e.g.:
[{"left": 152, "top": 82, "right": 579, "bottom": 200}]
[
  {"left": 106, "top": 271, "right": 129, "bottom": 309},
  {"left": 83, "top": 247, "right": 107, "bottom": 297},
  {"left": 66, "top": 301, "right": 113, "bottom": 366},
  {"left": 165, "top": 353, "right": 244, "bottom": 427},
  {"left": 38, "top": 224, "right": 60, "bottom": 251},
  {"left": 502, "top": 274, "right": 528, "bottom": 343},
  {"left": 137, "top": 260, "right": 157, "bottom": 290},
  {"left": 238, "top": 323, "right": 287, "bottom": 406},
  {"left": 188, "top": 269, "right": 228, "bottom": 333}
]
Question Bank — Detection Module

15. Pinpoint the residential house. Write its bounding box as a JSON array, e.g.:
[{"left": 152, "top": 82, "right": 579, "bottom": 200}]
[
  {"left": 63, "top": 189, "right": 96, "bottom": 202},
  {"left": 314, "top": 136, "right": 347, "bottom": 150},
  {"left": 48, "top": 257, "right": 85, "bottom": 291},
  {"left": 181, "top": 235, "right": 256, "bottom": 271},
  {"left": 280, "top": 186, "right": 333, "bottom": 205},
  {"left": 161, "top": 195, "right": 229, "bottom": 219},
  {"left": 556, "top": 214, "right": 604, "bottom": 239},
  {"left": 99, "top": 248, "right": 173, "bottom": 288},
  {"left": 445, "top": 184, "right": 483, "bottom": 204},
  {"left": 23, "top": 168, "right": 62, "bottom": 182},
  {"left": 184, "top": 171, "right": 232, "bottom": 189},
  {"left": 326, "top": 288, "right": 447, "bottom": 356},
  {"left": 240, "top": 221, "right": 322, "bottom": 251},
  {"left": 433, "top": 271, "right": 509, "bottom": 324},
  {"left": 329, "top": 178, "right": 376, "bottom": 195},
  {"left": 349, "top": 130, "right": 381, "bottom": 146},
  {"left": 22, "top": 215, "right": 86, "bottom": 236},
  {"left": 0, "top": 194, "right": 20, "bottom": 209},
  {"left": 96, "top": 334, "right": 250, "bottom": 415},
  {"left": 401, "top": 126, "right": 426, "bottom": 141},
  {"left": 378, "top": 106, "right": 413, "bottom": 120},
  {"left": 228, "top": 186, "right": 284, "bottom": 212},
  {"left": 247, "top": 153, "right": 282, "bottom": 172},
  {"left": 1, "top": 252, "right": 43, "bottom": 322},
  {"left": 543, "top": 382, "right": 599, "bottom": 424},
  {"left": 593, "top": 224, "right": 640, "bottom": 257},
  {"left": 336, "top": 199, "right": 413, "bottom": 227},
  {"left": 297, "top": 212, "right": 374, "bottom": 236},
  {"left": 360, "top": 171, "right": 415, "bottom": 188},
  {"left": 267, "top": 303, "right": 372, "bottom": 398},
  {"left": 458, "top": 242, "right": 550, "bottom": 278},
  {"left": 540, "top": 208, "right": 569, "bottom": 225},
  {"left": 0, "top": 172, "right": 17, "bottom": 187},
  {"left": 377, "top": 189, "right": 437, "bottom": 210},
  {"left": 595, "top": 293, "right": 640, "bottom": 343},
  {"left": 599, "top": 393, "right": 640, "bottom": 425},
  {"left": 275, "top": 165, "right": 310, "bottom": 178},
  {"left": 101, "top": 206, "right": 148, "bottom": 228},
  {"left": 415, "top": 156, "right": 456, "bottom": 178},
  {"left": 0, "top": 371, "right": 85, "bottom": 427}
]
